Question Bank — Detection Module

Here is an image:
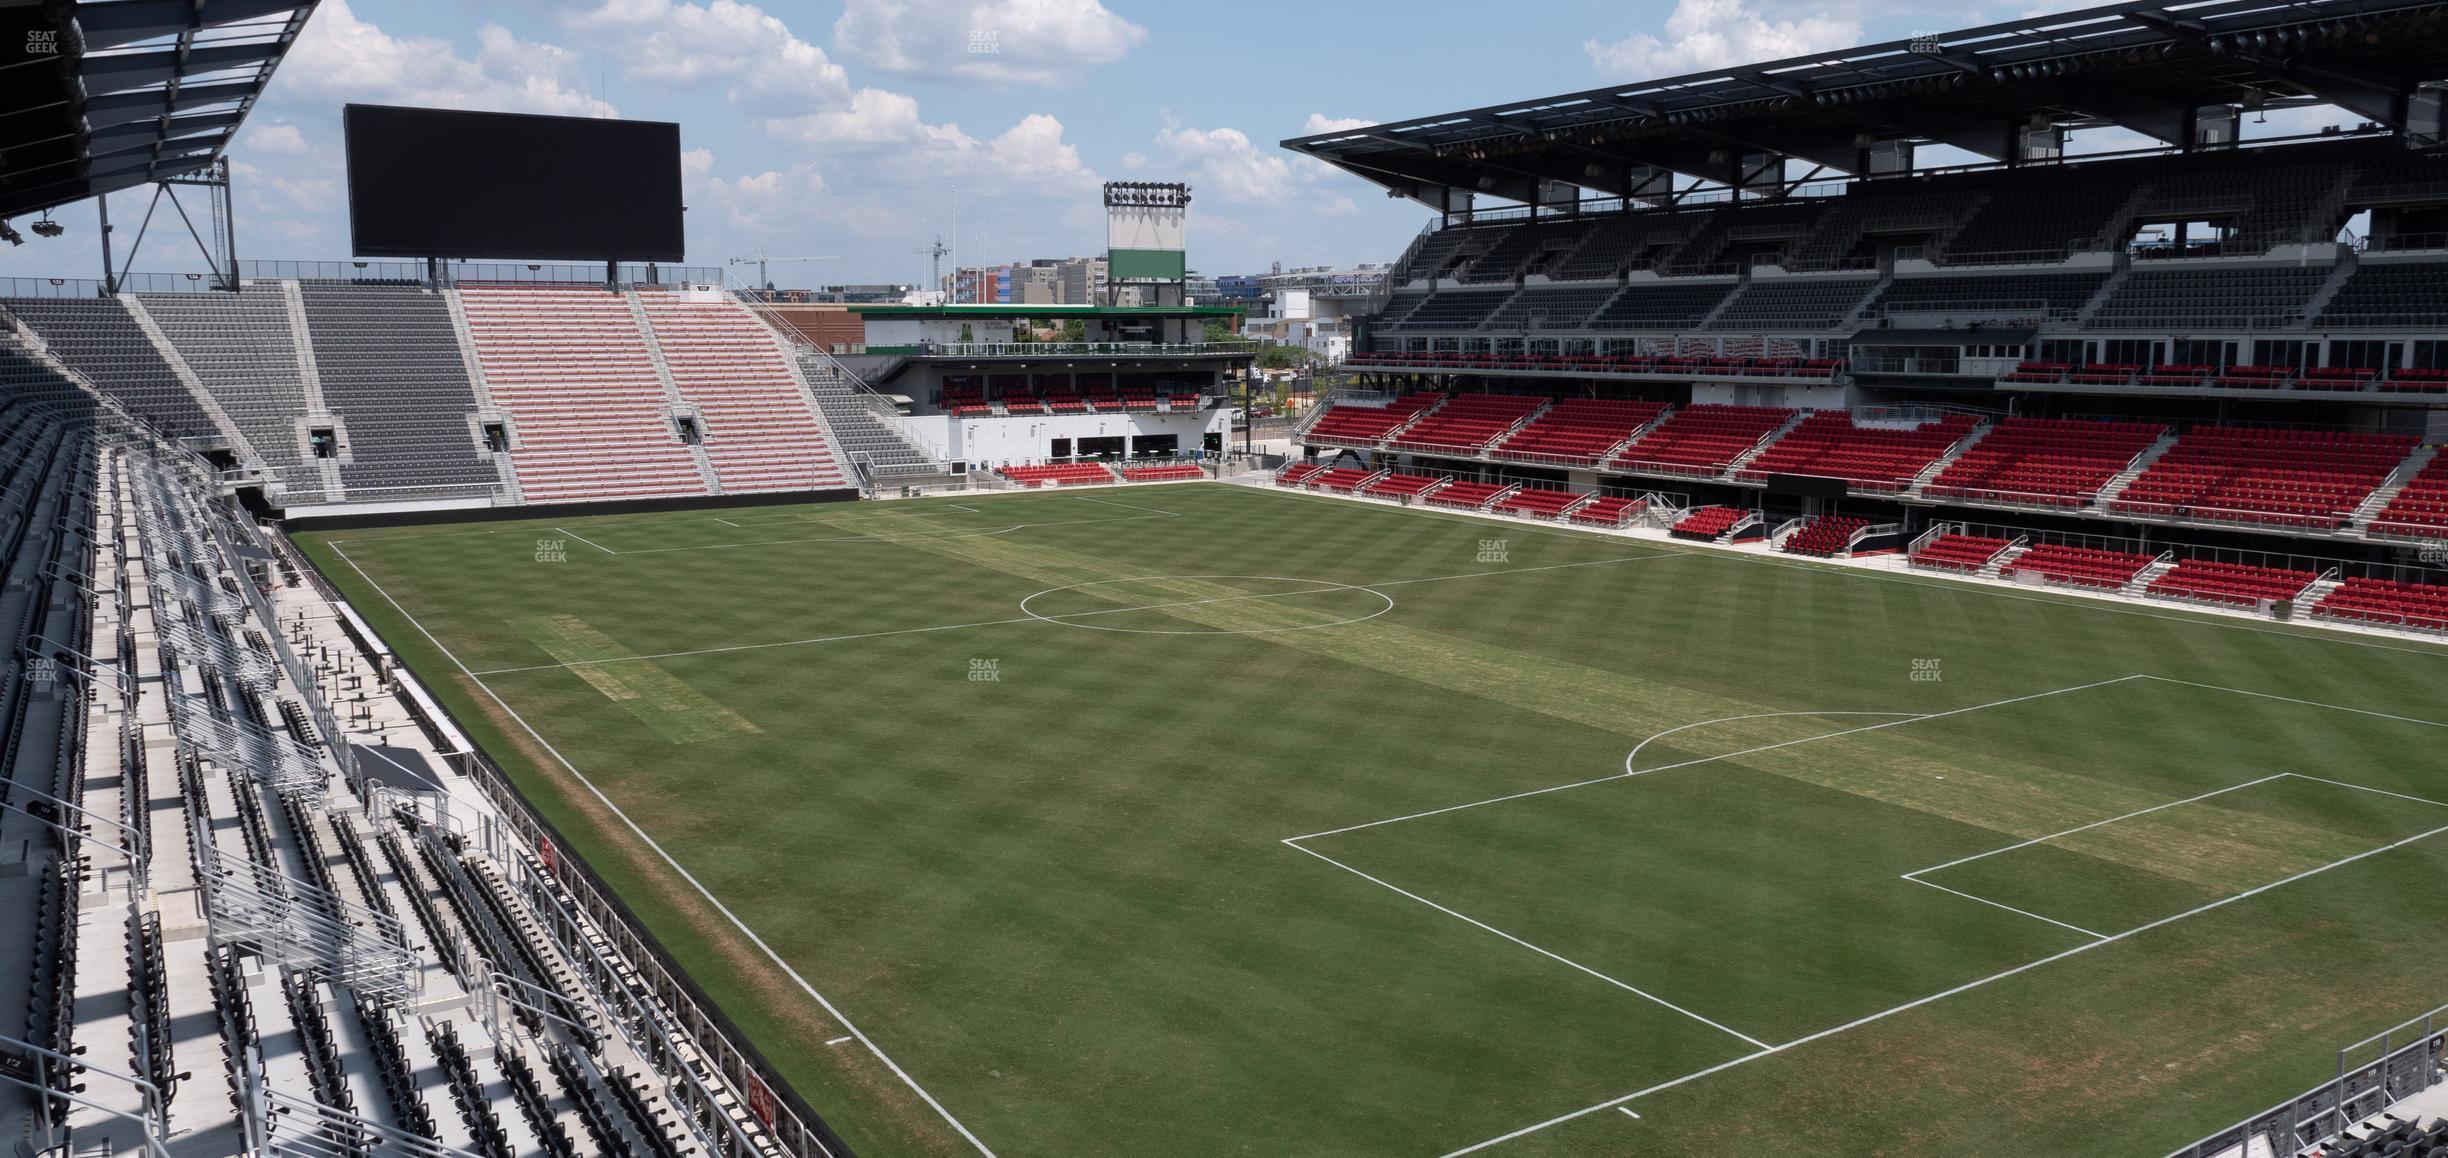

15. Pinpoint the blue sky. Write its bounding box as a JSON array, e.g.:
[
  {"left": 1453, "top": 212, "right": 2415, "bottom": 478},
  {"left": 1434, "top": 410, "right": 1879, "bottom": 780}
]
[{"left": 0, "top": 0, "right": 2357, "bottom": 288}]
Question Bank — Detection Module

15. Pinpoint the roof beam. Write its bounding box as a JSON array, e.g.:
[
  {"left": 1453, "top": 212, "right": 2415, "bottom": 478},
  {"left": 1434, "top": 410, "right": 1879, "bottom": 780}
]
[
  {"left": 74, "top": 0, "right": 313, "bottom": 51},
  {"left": 2129, "top": 8, "right": 2407, "bottom": 127},
  {"left": 81, "top": 80, "right": 260, "bottom": 128},
  {"left": 75, "top": 42, "right": 267, "bottom": 93},
  {"left": 86, "top": 110, "right": 242, "bottom": 154}
]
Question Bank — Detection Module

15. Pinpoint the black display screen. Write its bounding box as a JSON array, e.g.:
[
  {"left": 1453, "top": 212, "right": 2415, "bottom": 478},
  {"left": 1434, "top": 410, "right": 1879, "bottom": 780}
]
[{"left": 343, "top": 104, "right": 685, "bottom": 261}]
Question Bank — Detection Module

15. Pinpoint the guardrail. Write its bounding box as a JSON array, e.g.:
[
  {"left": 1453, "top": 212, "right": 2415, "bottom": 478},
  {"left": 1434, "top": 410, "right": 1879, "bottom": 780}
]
[
  {"left": 288, "top": 543, "right": 856, "bottom": 1158},
  {"left": 2167, "top": 1004, "right": 2448, "bottom": 1158}
]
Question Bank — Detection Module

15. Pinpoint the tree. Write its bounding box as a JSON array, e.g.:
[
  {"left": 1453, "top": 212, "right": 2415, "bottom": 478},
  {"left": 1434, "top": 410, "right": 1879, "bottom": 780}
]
[{"left": 1255, "top": 343, "right": 1316, "bottom": 370}]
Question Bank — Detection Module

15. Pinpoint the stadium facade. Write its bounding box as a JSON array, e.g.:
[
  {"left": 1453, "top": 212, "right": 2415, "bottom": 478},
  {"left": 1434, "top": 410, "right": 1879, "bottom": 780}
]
[{"left": 1278, "top": 0, "right": 2448, "bottom": 646}]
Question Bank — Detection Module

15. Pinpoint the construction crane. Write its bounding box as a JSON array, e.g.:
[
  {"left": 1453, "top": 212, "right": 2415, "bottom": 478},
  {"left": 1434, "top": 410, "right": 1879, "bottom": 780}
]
[
  {"left": 728, "top": 252, "right": 839, "bottom": 291},
  {"left": 915, "top": 235, "right": 951, "bottom": 296}
]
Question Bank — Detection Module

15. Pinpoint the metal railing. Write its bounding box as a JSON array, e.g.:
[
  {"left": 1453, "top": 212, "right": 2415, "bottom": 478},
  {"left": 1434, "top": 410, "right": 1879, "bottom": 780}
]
[
  {"left": 2167, "top": 1003, "right": 2448, "bottom": 1158},
  {"left": 293, "top": 563, "right": 859, "bottom": 1158}
]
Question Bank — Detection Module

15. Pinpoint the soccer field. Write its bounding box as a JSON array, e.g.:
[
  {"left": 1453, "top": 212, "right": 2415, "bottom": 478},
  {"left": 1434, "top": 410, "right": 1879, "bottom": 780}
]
[{"left": 295, "top": 482, "right": 2448, "bottom": 1158}]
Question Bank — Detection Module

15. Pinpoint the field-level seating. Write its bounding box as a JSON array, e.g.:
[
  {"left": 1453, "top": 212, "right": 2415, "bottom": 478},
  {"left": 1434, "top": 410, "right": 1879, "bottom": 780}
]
[
  {"left": 1390, "top": 393, "right": 1545, "bottom": 455},
  {"left": 999, "top": 462, "right": 1116, "bottom": 487},
  {"left": 1610, "top": 405, "right": 1795, "bottom": 476},
  {"left": 1363, "top": 472, "right": 1446, "bottom": 500},
  {"left": 1922, "top": 418, "right": 2167, "bottom": 508},
  {"left": 1276, "top": 462, "right": 1325, "bottom": 486},
  {"left": 1425, "top": 480, "right": 1510, "bottom": 509},
  {"left": 1309, "top": 466, "right": 1378, "bottom": 493},
  {"left": 1119, "top": 463, "right": 1206, "bottom": 482},
  {"left": 2002, "top": 543, "right": 2156, "bottom": 588},
  {"left": 1568, "top": 494, "right": 1646, "bottom": 527},
  {"left": 2313, "top": 577, "right": 2448, "bottom": 632},
  {"left": 1493, "top": 486, "right": 1586, "bottom": 519},
  {"left": 2144, "top": 560, "right": 2318, "bottom": 606},
  {"left": 1780, "top": 515, "right": 1871, "bottom": 558},
  {"left": 635, "top": 288, "right": 847, "bottom": 494},
  {"left": 1493, "top": 398, "right": 1671, "bottom": 465},
  {"left": 1669, "top": 505, "right": 1748, "bottom": 541},
  {"left": 2110, "top": 426, "right": 2418, "bottom": 529},
  {"left": 1736, "top": 412, "right": 1980, "bottom": 490},
  {"left": 457, "top": 285, "right": 705, "bottom": 503},
  {"left": 1909, "top": 533, "right": 2016, "bottom": 572},
  {"left": 1304, "top": 393, "right": 1443, "bottom": 445},
  {"left": 2369, "top": 456, "right": 2448, "bottom": 539}
]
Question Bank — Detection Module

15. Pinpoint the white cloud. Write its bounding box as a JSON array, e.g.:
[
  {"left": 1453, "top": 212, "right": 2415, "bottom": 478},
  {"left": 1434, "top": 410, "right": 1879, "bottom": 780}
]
[
  {"left": 1145, "top": 113, "right": 1358, "bottom": 220},
  {"left": 1152, "top": 117, "right": 1294, "bottom": 203},
  {"left": 282, "top": 0, "right": 613, "bottom": 116},
  {"left": 760, "top": 88, "right": 967, "bottom": 147},
  {"left": 1584, "top": 0, "right": 1858, "bottom": 80},
  {"left": 834, "top": 0, "right": 1146, "bottom": 85},
  {"left": 704, "top": 164, "right": 831, "bottom": 232},
  {"left": 565, "top": 0, "right": 851, "bottom": 114},
  {"left": 982, "top": 114, "right": 1096, "bottom": 191},
  {"left": 1300, "top": 113, "right": 1372, "bottom": 136},
  {"left": 245, "top": 122, "right": 310, "bottom": 156},
  {"left": 229, "top": 159, "right": 337, "bottom": 212}
]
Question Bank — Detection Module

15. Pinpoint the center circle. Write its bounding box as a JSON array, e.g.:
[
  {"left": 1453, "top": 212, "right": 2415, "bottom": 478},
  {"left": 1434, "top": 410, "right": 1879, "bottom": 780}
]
[{"left": 1017, "top": 574, "right": 1396, "bottom": 635}]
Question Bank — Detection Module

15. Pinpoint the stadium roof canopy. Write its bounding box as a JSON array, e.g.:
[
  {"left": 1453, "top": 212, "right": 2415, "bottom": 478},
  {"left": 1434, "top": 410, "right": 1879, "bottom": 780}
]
[
  {"left": 0, "top": 0, "right": 317, "bottom": 220},
  {"left": 1284, "top": 0, "right": 2448, "bottom": 211}
]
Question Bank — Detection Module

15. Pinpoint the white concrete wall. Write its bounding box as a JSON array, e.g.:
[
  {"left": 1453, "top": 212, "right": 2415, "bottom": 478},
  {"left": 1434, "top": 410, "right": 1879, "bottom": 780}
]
[
  {"left": 1691, "top": 382, "right": 1852, "bottom": 408},
  {"left": 949, "top": 411, "right": 1228, "bottom": 466}
]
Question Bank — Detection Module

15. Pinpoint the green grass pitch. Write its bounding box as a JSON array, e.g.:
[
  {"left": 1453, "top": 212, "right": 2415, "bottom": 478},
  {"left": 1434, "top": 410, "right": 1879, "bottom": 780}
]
[{"left": 294, "top": 482, "right": 2448, "bottom": 1157}]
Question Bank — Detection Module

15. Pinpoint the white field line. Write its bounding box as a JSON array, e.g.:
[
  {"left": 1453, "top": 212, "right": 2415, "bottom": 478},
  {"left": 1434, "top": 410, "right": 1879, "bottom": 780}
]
[
  {"left": 1906, "top": 770, "right": 2448, "bottom": 939},
  {"left": 1285, "top": 675, "right": 2151, "bottom": 844},
  {"left": 470, "top": 555, "right": 1681, "bottom": 676},
  {"left": 1901, "top": 876, "right": 2108, "bottom": 939},
  {"left": 472, "top": 615, "right": 1049, "bottom": 676},
  {"left": 2282, "top": 773, "right": 2448, "bottom": 810},
  {"left": 1281, "top": 839, "right": 1774, "bottom": 1050},
  {"left": 555, "top": 527, "right": 619, "bottom": 556},
  {"left": 2134, "top": 675, "right": 2448, "bottom": 730},
  {"left": 1617, "top": 1108, "right": 1641, "bottom": 1120},
  {"left": 714, "top": 518, "right": 741, "bottom": 527},
  {"left": 328, "top": 543, "right": 1003, "bottom": 1158},
  {"left": 1624, "top": 710, "right": 1925, "bottom": 773},
  {"left": 1440, "top": 816, "right": 2448, "bottom": 1157},
  {"left": 1902, "top": 773, "right": 2294, "bottom": 878}
]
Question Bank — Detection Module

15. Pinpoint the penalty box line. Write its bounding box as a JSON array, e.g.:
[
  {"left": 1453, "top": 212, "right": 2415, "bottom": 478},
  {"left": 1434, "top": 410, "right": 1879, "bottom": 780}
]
[
  {"left": 1285, "top": 673, "right": 2153, "bottom": 844},
  {"left": 1435, "top": 682, "right": 2448, "bottom": 1156},
  {"left": 1441, "top": 813, "right": 2448, "bottom": 1157},
  {"left": 1274, "top": 675, "right": 2153, "bottom": 1059},
  {"left": 1901, "top": 770, "right": 2448, "bottom": 941}
]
